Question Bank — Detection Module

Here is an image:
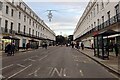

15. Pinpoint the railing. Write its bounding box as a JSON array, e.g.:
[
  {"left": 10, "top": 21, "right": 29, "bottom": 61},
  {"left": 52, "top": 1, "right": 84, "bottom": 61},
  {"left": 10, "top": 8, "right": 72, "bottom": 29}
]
[
  {"left": 78, "top": 13, "right": 120, "bottom": 38},
  {"left": 1, "top": 27, "right": 16, "bottom": 34}
]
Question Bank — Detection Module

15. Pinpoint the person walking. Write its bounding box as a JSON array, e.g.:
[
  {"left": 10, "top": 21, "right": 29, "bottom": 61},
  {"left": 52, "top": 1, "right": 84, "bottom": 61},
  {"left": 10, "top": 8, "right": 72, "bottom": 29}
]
[
  {"left": 6, "top": 43, "right": 11, "bottom": 56},
  {"left": 71, "top": 42, "right": 74, "bottom": 48},
  {"left": 114, "top": 43, "right": 119, "bottom": 57},
  {"left": 76, "top": 42, "right": 79, "bottom": 49},
  {"left": 44, "top": 43, "right": 47, "bottom": 49},
  {"left": 11, "top": 43, "right": 15, "bottom": 56},
  {"left": 81, "top": 42, "right": 84, "bottom": 50}
]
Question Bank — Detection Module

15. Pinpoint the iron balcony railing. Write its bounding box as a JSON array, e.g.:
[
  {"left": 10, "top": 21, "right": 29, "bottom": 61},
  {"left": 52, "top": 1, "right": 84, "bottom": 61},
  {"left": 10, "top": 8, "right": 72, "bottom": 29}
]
[
  {"left": 79, "top": 13, "right": 120, "bottom": 38},
  {"left": 1, "top": 27, "right": 16, "bottom": 34}
]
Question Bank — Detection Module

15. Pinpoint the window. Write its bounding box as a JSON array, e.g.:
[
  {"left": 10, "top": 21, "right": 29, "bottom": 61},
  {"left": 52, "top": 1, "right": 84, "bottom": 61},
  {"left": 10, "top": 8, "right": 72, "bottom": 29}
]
[
  {"left": 0, "top": 18, "right": 1, "bottom": 27},
  {"left": 101, "top": 0, "right": 104, "bottom": 9},
  {"left": 97, "top": 19, "right": 100, "bottom": 25},
  {"left": 32, "top": 29, "right": 34, "bottom": 35},
  {"left": 24, "top": 7, "right": 26, "bottom": 11},
  {"left": 18, "top": 23, "right": 20, "bottom": 33},
  {"left": 23, "top": 25, "right": 26, "bottom": 34},
  {"left": 12, "top": 0, "right": 14, "bottom": 4},
  {"left": 29, "top": 19, "right": 31, "bottom": 25},
  {"left": 5, "top": 20, "right": 8, "bottom": 32},
  {"left": 97, "top": 3, "right": 99, "bottom": 13},
  {"left": 19, "top": 12, "right": 21, "bottom": 19},
  {"left": 29, "top": 28, "right": 31, "bottom": 35},
  {"left": 38, "top": 32, "right": 39, "bottom": 37},
  {"left": 102, "top": 16, "right": 104, "bottom": 28},
  {"left": 93, "top": 8, "right": 96, "bottom": 17},
  {"left": 115, "top": 4, "right": 119, "bottom": 15},
  {"left": 33, "top": 21, "right": 34, "bottom": 27},
  {"left": 11, "top": 9, "right": 14, "bottom": 17},
  {"left": 36, "top": 31, "right": 37, "bottom": 36},
  {"left": 19, "top": 2, "right": 21, "bottom": 7},
  {"left": 0, "top": 2, "right": 3, "bottom": 10},
  {"left": 24, "top": 15, "right": 26, "bottom": 22},
  {"left": 6, "top": 5, "right": 9, "bottom": 14},
  {"left": 107, "top": 11, "right": 110, "bottom": 20},
  {"left": 107, "top": 11, "right": 110, "bottom": 24},
  {"left": 10, "top": 22, "right": 13, "bottom": 33},
  {"left": 94, "top": 22, "right": 96, "bottom": 28}
]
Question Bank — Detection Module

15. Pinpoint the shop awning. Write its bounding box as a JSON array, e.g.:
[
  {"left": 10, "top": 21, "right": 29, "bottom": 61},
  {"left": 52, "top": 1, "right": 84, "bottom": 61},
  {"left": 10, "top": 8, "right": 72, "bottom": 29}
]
[
  {"left": 94, "top": 30, "right": 120, "bottom": 36},
  {"left": 3, "top": 36, "right": 20, "bottom": 40},
  {"left": 29, "top": 39, "right": 38, "bottom": 42}
]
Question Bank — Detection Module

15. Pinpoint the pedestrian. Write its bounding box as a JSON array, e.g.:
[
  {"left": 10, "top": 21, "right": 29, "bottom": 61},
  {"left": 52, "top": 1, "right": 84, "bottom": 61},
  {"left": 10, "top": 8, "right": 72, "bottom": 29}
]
[
  {"left": 76, "top": 42, "right": 79, "bottom": 49},
  {"left": 71, "top": 42, "right": 74, "bottom": 48},
  {"left": 6, "top": 43, "right": 11, "bottom": 56},
  {"left": 114, "top": 43, "right": 119, "bottom": 57},
  {"left": 11, "top": 43, "right": 15, "bottom": 56},
  {"left": 23, "top": 43, "right": 26, "bottom": 50},
  {"left": 44, "top": 43, "right": 47, "bottom": 49},
  {"left": 81, "top": 42, "right": 84, "bottom": 50}
]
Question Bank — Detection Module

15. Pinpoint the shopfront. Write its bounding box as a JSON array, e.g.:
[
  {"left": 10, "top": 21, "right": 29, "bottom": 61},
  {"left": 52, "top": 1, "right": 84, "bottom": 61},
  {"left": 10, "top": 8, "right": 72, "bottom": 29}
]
[
  {"left": 2, "top": 36, "right": 20, "bottom": 51},
  {"left": 29, "top": 39, "right": 39, "bottom": 49},
  {"left": 94, "top": 30, "right": 120, "bottom": 59}
]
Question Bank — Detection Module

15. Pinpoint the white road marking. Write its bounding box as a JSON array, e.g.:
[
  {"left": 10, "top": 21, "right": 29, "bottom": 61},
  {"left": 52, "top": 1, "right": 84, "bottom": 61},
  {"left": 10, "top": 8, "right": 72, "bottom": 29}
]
[
  {"left": 28, "top": 67, "right": 40, "bottom": 77},
  {"left": 50, "top": 68, "right": 63, "bottom": 77},
  {"left": 0, "top": 75, "right": 5, "bottom": 79},
  {"left": 48, "top": 67, "right": 53, "bottom": 75},
  {"left": 7, "top": 64, "right": 32, "bottom": 79},
  {"left": 28, "top": 59, "right": 36, "bottom": 62},
  {"left": 39, "top": 55, "right": 48, "bottom": 61},
  {"left": 63, "top": 68, "right": 67, "bottom": 77},
  {"left": 0, "top": 64, "right": 14, "bottom": 70},
  {"left": 79, "top": 70, "right": 84, "bottom": 76},
  {"left": 17, "top": 64, "right": 26, "bottom": 68}
]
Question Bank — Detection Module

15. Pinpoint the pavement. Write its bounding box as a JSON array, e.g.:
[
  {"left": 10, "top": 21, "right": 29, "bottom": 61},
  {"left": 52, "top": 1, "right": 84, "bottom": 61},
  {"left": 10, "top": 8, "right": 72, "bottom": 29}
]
[{"left": 78, "top": 48, "right": 120, "bottom": 77}]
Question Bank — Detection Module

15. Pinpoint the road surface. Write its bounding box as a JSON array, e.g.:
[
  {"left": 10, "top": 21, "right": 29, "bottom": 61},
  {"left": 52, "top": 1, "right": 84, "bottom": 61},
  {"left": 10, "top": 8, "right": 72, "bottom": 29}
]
[{"left": 1, "top": 46, "right": 118, "bottom": 79}]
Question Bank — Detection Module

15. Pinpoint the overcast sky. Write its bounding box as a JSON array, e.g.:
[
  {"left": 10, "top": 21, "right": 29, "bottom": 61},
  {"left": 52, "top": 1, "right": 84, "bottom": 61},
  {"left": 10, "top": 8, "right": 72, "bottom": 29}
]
[{"left": 23, "top": 0, "right": 89, "bottom": 36}]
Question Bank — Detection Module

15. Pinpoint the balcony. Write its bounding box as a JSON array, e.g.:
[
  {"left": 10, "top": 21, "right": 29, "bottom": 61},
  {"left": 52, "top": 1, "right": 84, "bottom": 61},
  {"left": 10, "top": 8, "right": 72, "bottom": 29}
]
[
  {"left": 1, "top": 27, "right": 16, "bottom": 35},
  {"left": 78, "top": 13, "right": 120, "bottom": 39}
]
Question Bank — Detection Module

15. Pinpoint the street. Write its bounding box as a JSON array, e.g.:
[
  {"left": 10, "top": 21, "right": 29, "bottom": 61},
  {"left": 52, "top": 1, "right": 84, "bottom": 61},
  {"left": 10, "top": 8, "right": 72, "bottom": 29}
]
[{"left": 1, "top": 46, "right": 118, "bottom": 79}]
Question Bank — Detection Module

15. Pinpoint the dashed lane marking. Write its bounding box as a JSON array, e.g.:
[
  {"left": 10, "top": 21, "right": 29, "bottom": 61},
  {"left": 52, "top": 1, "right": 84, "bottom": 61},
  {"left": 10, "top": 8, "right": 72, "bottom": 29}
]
[
  {"left": 17, "top": 64, "right": 26, "bottom": 68},
  {"left": 28, "top": 59, "right": 36, "bottom": 62},
  {"left": 39, "top": 55, "right": 48, "bottom": 61},
  {"left": 7, "top": 64, "right": 32, "bottom": 79},
  {"left": 0, "top": 64, "right": 14, "bottom": 70}
]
